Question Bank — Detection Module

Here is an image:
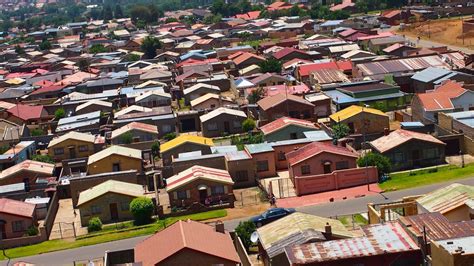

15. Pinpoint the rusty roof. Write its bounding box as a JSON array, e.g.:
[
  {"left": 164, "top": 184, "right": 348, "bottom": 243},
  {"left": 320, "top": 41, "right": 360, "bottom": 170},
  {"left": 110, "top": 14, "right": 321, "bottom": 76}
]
[
  {"left": 370, "top": 129, "right": 445, "bottom": 153},
  {"left": 285, "top": 221, "right": 419, "bottom": 264},
  {"left": 416, "top": 183, "right": 474, "bottom": 214}
]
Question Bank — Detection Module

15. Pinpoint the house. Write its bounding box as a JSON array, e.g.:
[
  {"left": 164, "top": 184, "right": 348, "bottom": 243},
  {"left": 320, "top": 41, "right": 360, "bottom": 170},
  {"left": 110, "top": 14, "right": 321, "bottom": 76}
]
[
  {"left": 411, "top": 80, "right": 474, "bottom": 124},
  {"left": 77, "top": 180, "right": 145, "bottom": 226},
  {"left": 286, "top": 141, "right": 358, "bottom": 179},
  {"left": 304, "top": 93, "right": 332, "bottom": 118},
  {"left": 260, "top": 117, "right": 317, "bottom": 142},
  {"left": 257, "top": 212, "right": 354, "bottom": 266},
  {"left": 310, "top": 69, "right": 350, "bottom": 88},
  {"left": 6, "top": 104, "right": 50, "bottom": 125},
  {"left": 75, "top": 100, "right": 113, "bottom": 115},
  {"left": 257, "top": 94, "right": 315, "bottom": 124},
  {"left": 416, "top": 183, "right": 473, "bottom": 222},
  {"left": 183, "top": 83, "right": 221, "bottom": 105},
  {"left": 383, "top": 43, "right": 417, "bottom": 58},
  {"left": 368, "top": 35, "right": 406, "bottom": 54},
  {"left": 272, "top": 48, "right": 313, "bottom": 62},
  {"left": 48, "top": 131, "right": 103, "bottom": 162},
  {"left": 0, "top": 198, "right": 37, "bottom": 239},
  {"left": 56, "top": 111, "right": 101, "bottom": 134},
  {"left": 87, "top": 146, "right": 143, "bottom": 175},
  {"left": 0, "top": 141, "right": 35, "bottom": 171},
  {"left": 134, "top": 91, "right": 172, "bottom": 108},
  {"left": 0, "top": 160, "right": 55, "bottom": 187},
  {"left": 297, "top": 60, "right": 352, "bottom": 83},
  {"left": 250, "top": 73, "right": 289, "bottom": 88},
  {"left": 370, "top": 129, "right": 446, "bottom": 171},
  {"left": 114, "top": 105, "right": 152, "bottom": 119},
  {"left": 190, "top": 93, "right": 234, "bottom": 111},
  {"left": 430, "top": 236, "right": 474, "bottom": 266},
  {"left": 245, "top": 143, "right": 277, "bottom": 179},
  {"left": 111, "top": 122, "right": 159, "bottom": 145},
  {"left": 329, "top": 105, "right": 390, "bottom": 135},
  {"left": 134, "top": 220, "right": 240, "bottom": 266},
  {"left": 285, "top": 222, "right": 422, "bottom": 266},
  {"left": 232, "top": 52, "right": 265, "bottom": 69},
  {"left": 200, "top": 107, "right": 247, "bottom": 138},
  {"left": 166, "top": 166, "right": 235, "bottom": 209}
]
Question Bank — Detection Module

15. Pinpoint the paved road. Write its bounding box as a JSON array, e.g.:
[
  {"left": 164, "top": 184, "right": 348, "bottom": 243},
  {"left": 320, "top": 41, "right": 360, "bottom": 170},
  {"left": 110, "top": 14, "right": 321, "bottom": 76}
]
[{"left": 2, "top": 176, "right": 474, "bottom": 266}]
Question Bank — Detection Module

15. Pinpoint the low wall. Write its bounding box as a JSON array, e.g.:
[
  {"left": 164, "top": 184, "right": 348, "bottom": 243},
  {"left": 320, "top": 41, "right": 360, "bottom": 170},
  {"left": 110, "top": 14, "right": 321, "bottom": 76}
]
[
  {"left": 44, "top": 192, "right": 60, "bottom": 238},
  {"left": 0, "top": 226, "right": 48, "bottom": 249},
  {"left": 294, "top": 167, "right": 378, "bottom": 196},
  {"left": 105, "top": 249, "right": 134, "bottom": 266},
  {"left": 230, "top": 231, "right": 253, "bottom": 266}
]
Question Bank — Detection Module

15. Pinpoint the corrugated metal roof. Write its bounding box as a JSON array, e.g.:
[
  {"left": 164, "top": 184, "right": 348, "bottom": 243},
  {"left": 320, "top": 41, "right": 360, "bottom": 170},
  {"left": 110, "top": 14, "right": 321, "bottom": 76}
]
[
  {"left": 329, "top": 105, "right": 387, "bottom": 122},
  {"left": 244, "top": 143, "right": 274, "bottom": 154},
  {"left": 166, "top": 165, "right": 234, "bottom": 192},
  {"left": 416, "top": 183, "right": 473, "bottom": 214},
  {"left": 77, "top": 180, "right": 144, "bottom": 206},
  {"left": 160, "top": 135, "right": 214, "bottom": 153},
  {"left": 411, "top": 67, "right": 451, "bottom": 83},
  {"left": 435, "top": 236, "right": 474, "bottom": 254},
  {"left": 200, "top": 107, "right": 246, "bottom": 123},
  {"left": 370, "top": 129, "right": 445, "bottom": 153}
]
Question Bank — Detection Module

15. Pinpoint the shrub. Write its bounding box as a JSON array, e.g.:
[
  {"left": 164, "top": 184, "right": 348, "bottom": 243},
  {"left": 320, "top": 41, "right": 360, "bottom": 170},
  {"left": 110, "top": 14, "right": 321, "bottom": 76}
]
[
  {"left": 357, "top": 152, "right": 391, "bottom": 176},
  {"left": 163, "top": 132, "right": 176, "bottom": 141},
  {"left": 26, "top": 226, "right": 39, "bottom": 236},
  {"left": 32, "top": 154, "right": 54, "bottom": 164},
  {"left": 88, "top": 217, "right": 103, "bottom": 233},
  {"left": 235, "top": 220, "right": 256, "bottom": 251},
  {"left": 129, "top": 197, "right": 154, "bottom": 225},
  {"left": 332, "top": 123, "right": 350, "bottom": 140},
  {"left": 242, "top": 118, "right": 256, "bottom": 132},
  {"left": 151, "top": 141, "right": 160, "bottom": 158},
  {"left": 54, "top": 108, "right": 65, "bottom": 120},
  {"left": 30, "top": 128, "right": 44, "bottom": 136},
  {"left": 120, "top": 132, "right": 133, "bottom": 144}
]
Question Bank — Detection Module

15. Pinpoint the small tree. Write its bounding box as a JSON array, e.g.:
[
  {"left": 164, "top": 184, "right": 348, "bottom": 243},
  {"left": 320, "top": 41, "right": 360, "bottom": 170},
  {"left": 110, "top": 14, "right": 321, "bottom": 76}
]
[
  {"left": 357, "top": 152, "right": 391, "bottom": 176},
  {"left": 151, "top": 141, "right": 160, "bottom": 158},
  {"left": 332, "top": 123, "right": 350, "bottom": 140},
  {"left": 247, "top": 87, "right": 265, "bottom": 104},
  {"left": 32, "top": 154, "right": 54, "bottom": 164},
  {"left": 39, "top": 40, "right": 52, "bottom": 50},
  {"left": 54, "top": 108, "right": 65, "bottom": 120},
  {"left": 129, "top": 197, "right": 154, "bottom": 225},
  {"left": 30, "top": 128, "right": 44, "bottom": 136},
  {"left": 89, "top": 44, "right": 107, "bottom": 54},
  {"left": 124, "top": 53, "right": 140, "bottom": 62},
  {"left": 235, "top": 220, "right": 256, "bottom": 251},
  {"left": 258, "top": 58, "right": 282, "bottom": 73},
  {"left": 242, "top": 118, "right": 256, "bottom": 132},
  {"left": 87, "top": 217, "right": 103, "bottom": 233},
  {"left": 26, "top": 225, "right": 39, "bottom": 236},
  {"left": 120, "top": 132, "right": 133, "bottom": 144},
  {"left": 77, "top": 59, "right": 90, "bottom": 71},
  {"left": 140, "top": 36, "right": 162, "bottom": 59},
  {"left": 163, "top": 132, "right": 177, "bottom": 141}
]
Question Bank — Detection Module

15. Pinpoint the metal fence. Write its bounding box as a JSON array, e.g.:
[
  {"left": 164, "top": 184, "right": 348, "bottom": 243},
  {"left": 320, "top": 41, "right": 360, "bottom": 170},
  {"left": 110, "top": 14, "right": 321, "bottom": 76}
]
[
  {"left": 234, "top": 188, "right": 267, "bottom": 206},
  {"left": 330, "top": 212, "right": 369, "bottom": 230},
  {"left": 49, "top": 221, "right": 78, "bottom": 239}
]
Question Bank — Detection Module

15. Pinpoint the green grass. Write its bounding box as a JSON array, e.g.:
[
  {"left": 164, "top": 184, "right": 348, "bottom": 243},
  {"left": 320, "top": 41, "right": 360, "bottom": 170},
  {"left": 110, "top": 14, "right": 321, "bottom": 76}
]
[
  {"left": 337, "top": 213, "right": 367, "bottom": 227},
  {"left": 379, "top": 164, "right": 474, "bottom": 191},
  {"left": 0, "top": 210, "right": 227, "bottom": 260}
]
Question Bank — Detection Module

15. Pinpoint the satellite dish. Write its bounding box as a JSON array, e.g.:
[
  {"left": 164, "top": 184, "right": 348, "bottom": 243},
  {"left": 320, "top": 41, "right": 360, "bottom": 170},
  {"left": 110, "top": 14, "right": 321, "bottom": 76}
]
[{"left": 250, "top": 231, "right": 259, "bottom": 243}]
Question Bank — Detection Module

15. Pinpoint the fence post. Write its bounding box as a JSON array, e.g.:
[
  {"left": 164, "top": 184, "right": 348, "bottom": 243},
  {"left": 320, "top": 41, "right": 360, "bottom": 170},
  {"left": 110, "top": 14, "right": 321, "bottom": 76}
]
[
  {"left": 241, "top": 191, "right": 244, "bottom": 206},
  {"left": 58, "top": 223, "right": 63, "bottom": 239},
  {"left": 255, "top": 191, "right": 257, "bottom": 204},
  {"left": 72, "top": 222, "right": 76, "bottom": 238}
]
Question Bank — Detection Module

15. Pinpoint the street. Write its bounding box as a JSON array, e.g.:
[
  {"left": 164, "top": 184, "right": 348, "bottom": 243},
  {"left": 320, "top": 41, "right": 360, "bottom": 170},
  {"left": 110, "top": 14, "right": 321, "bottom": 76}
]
[{"left": 2, "top": 176, "right": 474, "bottom": 266}]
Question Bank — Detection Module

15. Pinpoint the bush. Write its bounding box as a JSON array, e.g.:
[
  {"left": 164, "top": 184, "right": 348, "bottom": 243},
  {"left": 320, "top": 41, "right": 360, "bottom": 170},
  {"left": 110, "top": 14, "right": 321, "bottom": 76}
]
[
  {"left": 151, "top": 141, "right": 160, "bottom": 158},
  {"left": 357, "top": 152, "right": 391, "bottom": 176},
  {"left": 120, "top": 132, "right": 133, "bottom": 144},
  {"left": 235, "top": 220, "right": 256, "bottom": 251},
  {"left": 332, "top": 123, "right": 350, "bottom": 140},
  {"left": 163, "top": 132, "right": 176, "bottom": 141},
  {"left": 129, "top": 197, "right": 154, "bottom": 225},
  {"left": 54, "top": 108, "right": 65, "bottom": 120},
  {"left": 30, "top": 128, "right": 44, "bottom": 136},
  {"left": 242, "top": 118, "right": 256, "bottom": 132},
  {"left": 88, "top": 217, "right": 103, "bottom": 233},
  {"left": 32, "top": 154, "right": 54, "bottom": 164},
  {"left": 26, "top": 226, "right": 39, "bottom": 236}
]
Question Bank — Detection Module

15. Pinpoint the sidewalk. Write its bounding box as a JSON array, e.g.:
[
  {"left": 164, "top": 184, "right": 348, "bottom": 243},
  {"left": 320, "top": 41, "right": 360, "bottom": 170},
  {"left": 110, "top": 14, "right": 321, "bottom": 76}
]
[{"left": 276, "top": 183, "right": 382, "bottom": 208}]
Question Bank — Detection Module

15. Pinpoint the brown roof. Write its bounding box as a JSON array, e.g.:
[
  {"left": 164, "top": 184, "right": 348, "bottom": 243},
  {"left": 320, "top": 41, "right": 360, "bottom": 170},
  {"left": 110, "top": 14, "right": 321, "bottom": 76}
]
[
  {"left": 233, "top": 52, "right": 265, "bottom": 66},
  {"left": 134, "top": 220, "right": 240, "bottom": 265},
  {"left": 286, "top": 141, "right": 358, "bottom": 166},
  {"left": 370, "top": 129, "right": 445, "bottom": 153},
  {"left": 0, "top": 198, "right": 35, "bottom": 218},
  {"left": 257, "top": 94, "right": 314, "bottom": 111},
  {"left": 416, "top": 80, "right": 466, "bottom": 111}
]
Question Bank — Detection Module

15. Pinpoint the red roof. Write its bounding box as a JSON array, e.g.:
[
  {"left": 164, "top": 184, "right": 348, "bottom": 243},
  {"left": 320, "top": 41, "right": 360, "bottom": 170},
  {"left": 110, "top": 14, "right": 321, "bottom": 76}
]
[
  {"left": 7, "top": 104, "right": 45, "bottom": 121},
  {"left": 382, "top": 10, "right": 401, "bottom": 19},
  {"left": 298, "top": 61, "right": 352, "bottom": 77},
  {"left": 286, "top": 141, "right": 358, "bottom": 166},
  {"left": 273, "top": 47, "right": 308, "bottom": 60},
  {"left": 416, "top": 80, "right": 466, "bottom": 111},
  {"left": 0, "top": 198, "right": 35, "bottom": 218},
  {"left": 268, "top": 1, "right": 288, "bottom": 9},
  {"left": 260, "top": 116, "right": 316, "bottom": 135},
  {"left": 235, "top": 11, "right": 261, "bottom": 20},
  {"left": 33, "top": 79, "right": 55, "bottom": 87},
  {"left": 135, "top": 220, "right": 240, "bottom": 265},
  {"left": 30, "top": 85, "right": 65, "bottom": 95},
  {"left": 371, "top": 129, "right": 445, "bottom": 153},
  {"left": 233, "top": 52, "right": 265, "bottom": 65},
  {"left": 176, "top": 58, "right": 219, "bottom": 68},
  {"left": 258, "top": 93, "right": 314, "bottom": 111},
  {"left": 357, "top": 31, "right": 394, "bottom": 41},
  {"left": 339, "top": 28, "right": 358, "bottom": 37},
  {"left": 330, "top": 0, "right": 355, "bottom": 11},
  {"left": 247, "top": 84, "right": 310, "bottom": 97}
]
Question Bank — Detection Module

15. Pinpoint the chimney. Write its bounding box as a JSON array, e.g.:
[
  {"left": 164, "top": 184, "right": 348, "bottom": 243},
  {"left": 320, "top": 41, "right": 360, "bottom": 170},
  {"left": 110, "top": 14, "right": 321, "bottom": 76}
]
[
  {"left": 324, "top": 222, "right": 332, "bottom": 237},
  {"left": 383, "top": 128, "right": 389, "bottom": 136},
  {"left": 215, "top": 221, "right": 225, "bottom": 233}
]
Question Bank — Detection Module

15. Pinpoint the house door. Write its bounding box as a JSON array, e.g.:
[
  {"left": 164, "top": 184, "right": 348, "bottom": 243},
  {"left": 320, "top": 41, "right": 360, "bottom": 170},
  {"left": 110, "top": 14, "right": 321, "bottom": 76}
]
[
  {"left": 109, "top": 203, "right": 119, "bottom": 221},
  {"left": 0, "top": 221, "right": 6, "bottom": 239},
  {"left": 224, "top": 121, "right": 230, "bottom": 133},
  {"left": 69, "top": 147, "right": 76, "bottom": 159},
  {"left": 199, "top": 189, "right": 208, "bottom": 204},
  {"left": 412, "top": 150, "right": 420, "bottom": 167},
  {"left": 323, "top": 162, "right": 332, "bottom": 174}
]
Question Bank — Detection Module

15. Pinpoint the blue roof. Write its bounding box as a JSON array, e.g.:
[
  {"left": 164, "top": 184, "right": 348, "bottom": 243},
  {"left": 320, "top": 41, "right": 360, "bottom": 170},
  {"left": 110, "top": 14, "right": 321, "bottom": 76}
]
[
  {"left": 411, "top": 67, "right": 451, "bottom": 83},
  {"left": 446, "top": 110, "right": 474, "bottom": 127},
  {"left": 180, "top": 51, "right": 207, "bottom": 61},
  {"left": 303, "top": 130, "right": 332, "bottom": 142},
  {"left": 271, "top": 138, "right": 313, "bottom": 147},
  {"left": 244, "top": 143, "right": 274, "bottom": 154},
  {"left": 324, "top": 90, "right": 406, "bottom": 104},
  {"left": 211, "top": 145, "right": 239, "bottom": 154},
  {"left": 400, "top": 122, "right": 425, "bottom": 128}
]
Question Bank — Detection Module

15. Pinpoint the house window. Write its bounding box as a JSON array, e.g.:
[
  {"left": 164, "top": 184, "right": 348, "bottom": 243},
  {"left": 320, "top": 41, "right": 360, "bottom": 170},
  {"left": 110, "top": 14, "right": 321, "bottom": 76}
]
[
  {"left": 424, "top": 148, "right": 438, "bottom": 159},
  {"left": 290, "top": 132, "right": 297, "bottom": 139},
  {"left": 162, "top": 124, "right": 172, "bottom": 133},
  {"left": 207, "top": 123, "right": 218, "bottom": 131},
  {"left": 393, "top": 152, "right": 404, "bottom": 163},
  {"left": 120, "top": 202, "right": 129, "bottom": 211},
  {"left": 78, "top": 145, "right": 88, "bottom": 152},
  {"left": 177, "top": 190, "right": 188, "bottom": 199},
  {"left": 301, "top": 165, "right": 311, "bottom": 175},
  {"left": 54, "top": 148, "right": 64, "bottom": 155},
  {"left": 113, "top": 163, "right": 121, "bottom": 172},
  {"left": 235, "top": 170, "right": 249, "bottom": 182},
  {"left": 12, "top": 221, "right": 24, "bottom": 232},
  {"left": 91, "top": 205, "right": 101, "bottom": 214},
  {"left": 212, "top": 185, "right": 225, "bottom": 195},
  {"left": 289, "top": 111, "right": 299, "bottom": 118},
  {"left": 257, "top": 160, "right": 269, "bottom": 172},
  {"left": 336, "top": 161, "right": 349, "bottom": 170},
  {"left": 278, "top": 151, "right": 286, "bottom": 161},
  {"left": 233, "top": 120, "right": 241, "bottom": 129}
]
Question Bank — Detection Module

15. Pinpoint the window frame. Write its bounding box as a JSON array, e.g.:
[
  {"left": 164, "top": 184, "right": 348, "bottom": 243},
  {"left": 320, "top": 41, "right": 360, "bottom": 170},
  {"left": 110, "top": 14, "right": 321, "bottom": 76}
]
[
  {"left": 256, "top": 160, "right": 269, "bottom": 172},
  {"left": 54, "top": 147, "right": 64, "bottom": 155},
  {"left": 301, "top": 165, "right": 311, "bottom": 175}
]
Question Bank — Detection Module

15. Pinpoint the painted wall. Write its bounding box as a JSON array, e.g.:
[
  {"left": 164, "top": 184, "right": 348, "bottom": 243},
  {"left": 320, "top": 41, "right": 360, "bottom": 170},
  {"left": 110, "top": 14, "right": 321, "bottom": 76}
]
[
  {"left": 87, "top": 155, "right": 143, "bottom": 175},
  {"left": 78, "top": 193, "right": 137, "bottom": 227}
]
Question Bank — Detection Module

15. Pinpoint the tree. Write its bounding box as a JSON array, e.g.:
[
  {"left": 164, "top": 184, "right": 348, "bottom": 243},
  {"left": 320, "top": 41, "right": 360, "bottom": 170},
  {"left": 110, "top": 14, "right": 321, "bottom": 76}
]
[
  {"left": 30, "top": 128, "right": 44, "bottom": 136},
  {"left": 242, "top": 118, "right": 256, "bottom": 132},
  {"left": 258, "top": 58, "right": 282, "bottom": 73},
  {"left": 87, "top": 217, "right": 102, "bottom": 232},
  {"left": 129, "top": 197, "right": 154, "bottom": 225},
  {"left": 89, "top": 44, "right": 107, "bottom": 54},
  {"left": 163, "top": 132, "right": 177, "bottom": 141},
  {"left": 124, "top": 53, "right": 141, "bottom": 62},
  {"left": 32, "top": 154, "right": 54, "bottom": 164},
  {"left": 357, "top": 152, "right": 391, "bottom": 175},
  {"left": 102, "top": 5, "right": 113, "bottom": 20},
  {"left": 235, "top": 221, "right": 256, "bottom": 251},
  {"left": 151, "top": 141, "right": 160, "bottom": 158},
  {"left": 15, "top": 45, "right": 25, "bottom": 55},
  {"left": 114, "top": 4, "right": 123, "bottom": 19},
  {"left": 77, "top": 58, "right": 90, "bottom": 71},
  {"left": 247, "top": 87, "right": 265, "bottom": 104},
  {"left": 332, "top": 123, "right": 350, "bottom": 140},
  {"left": 140, "top": 36, "right": 162, "bottom": 59},
  {"left": 39, "top": 40, "right": 52, "bottom": 50},
  {"left": 120, "top": 132, "right": 133, "bottom": 144},
  {"left": 54, "top": 108, "right": 65, "bottom": 120}
]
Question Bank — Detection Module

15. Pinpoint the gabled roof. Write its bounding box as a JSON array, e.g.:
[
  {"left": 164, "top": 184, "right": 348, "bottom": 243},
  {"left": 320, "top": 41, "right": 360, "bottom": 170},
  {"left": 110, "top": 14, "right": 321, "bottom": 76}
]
[
  {"left": 135, "top": 220, "right": 240, "bottom": 265},
  {"left": 370, "top": 129, "right": 445, "bottom": 153},
  {"left": 88, "top": 146, "right": 142, "bottom": 165},
  {"left": 0, "top": 160, "right": 54, "bottom": 180},
  {"left": 258, "top": 94, "right": 314, "bottom": 111},
  {"left": 183, "top": 83, "right": 220, "bottom": 95},
  {"left": 48, "top": 131, "right": 96, "bottom": 148},
  {"left": 329, "top": 105, "right": 387, "bottom": 122},
  {"left": 166, "top": 165, "right": 234, "bottom": 192},
  {"left": 134, "top": 90, "right": 171, "bottom": 102},
  {"left": 416, "top": 183, "right": 474, "bottom": 214},
  {"left": 273, "top": 47, "right": 308, "bottom": 60},
  {"left": 160, "top": 135, "right": 214, "bottom": 153},
  {"left": 77, "top": 180, "right": 144, "bottom": 206},
  {"left": 233, "top": 52, "right": 265, "bottom": 66},
  {"left": 200, "top": 107, "right": 246, "bottom": 123},
  {"left": 298, "top": 61, "right": 352, "bottom": 77},
  {"left": 75, "top": 99, "right": 112, "bottom": 112},
  {"left": 7, "top": 104, "right": 45, "bottom": 121},
  {"left": 0, "top": 198, "right": 35, "bottom": 218},
  {"left": 111, "top": 122, "right": 158, "bottom": 139},
  {"left": 190, "top": 93, "right": 233, "bottom": 107},
  {"left": 416, "top": 80, "right": 466, "bottom": 111},
  {"left": 286, "top": 141, "right": 358, "bottom": 166},
  {"left": 114, "top": 105, "right": 152, "bottom": 118},
  {"left": 260, "top": 117, "right": 316, "bottom": 135}
]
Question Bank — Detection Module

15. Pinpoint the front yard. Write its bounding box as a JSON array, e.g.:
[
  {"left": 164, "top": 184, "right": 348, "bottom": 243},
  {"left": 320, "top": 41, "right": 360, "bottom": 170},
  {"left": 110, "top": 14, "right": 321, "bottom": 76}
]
[
  {"left": 379, "top": 164, "right": 474, "bottom": 191},
  {"left": 0, "top": 209, "right": 227, "bottom": 260}
]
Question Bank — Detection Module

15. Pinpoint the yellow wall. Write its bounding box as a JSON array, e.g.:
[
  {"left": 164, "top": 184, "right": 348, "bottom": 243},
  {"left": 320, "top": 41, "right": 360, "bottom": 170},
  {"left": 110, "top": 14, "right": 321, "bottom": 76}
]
[
  {"left": 87, "top": 154, "right": 143, "bottom": 175},
  {"left": 78, "top": 193, "right": 137, "bottom": 227},
  {"left": 48, "top": 139, "right": 96, "bottom": 161}
]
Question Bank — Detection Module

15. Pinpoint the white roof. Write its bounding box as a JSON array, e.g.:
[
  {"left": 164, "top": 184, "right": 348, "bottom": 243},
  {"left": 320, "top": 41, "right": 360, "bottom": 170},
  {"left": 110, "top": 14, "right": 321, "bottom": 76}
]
[
  {"left": 88, "top": 146, "right": 142, "bottom": 165},
  {"left": 48, "top": 131, "right": 96, "bottom": 148},
  {"left": 166, "top": 165, "right": 234, "bottom": 192},
  {"left": 134, "top": 91, "right": 171, "bottom": 102},
  {"left": 329, "top": 44, "right": 360, "bottom": 53},
  {"left": 200, "top": 107, "right": 246, "bottom": 123},
  {"left": 190, "top": 93, "right": 233, "bottom": 107},
  {"left": 114, "top": 105, "right": 152, "bottom": 118},
  {"left": 75, "top": 99, "right": 112, "bottom": 112},
  {"left": 183, "top": 83, "right": 220, "bottom": 95}
]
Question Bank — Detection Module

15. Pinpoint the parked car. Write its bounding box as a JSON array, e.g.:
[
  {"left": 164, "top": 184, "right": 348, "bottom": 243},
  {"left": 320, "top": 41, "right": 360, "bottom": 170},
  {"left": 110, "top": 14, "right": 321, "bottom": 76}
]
[
  {"left": 380, "top": 23, "right": 391, "bottom": 29},
  {"left": 250, "top": 208, "right": 296, "bottom": 227}
]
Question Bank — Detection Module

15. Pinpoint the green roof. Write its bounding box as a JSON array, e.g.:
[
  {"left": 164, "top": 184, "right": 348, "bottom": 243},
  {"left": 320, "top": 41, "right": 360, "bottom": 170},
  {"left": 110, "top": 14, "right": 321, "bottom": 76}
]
[
  {"left": 416, "top": 183, "right": 474, "bottom": 214},
  {"left": 77, "top": 180, "right": 144, "bottom": 206}
]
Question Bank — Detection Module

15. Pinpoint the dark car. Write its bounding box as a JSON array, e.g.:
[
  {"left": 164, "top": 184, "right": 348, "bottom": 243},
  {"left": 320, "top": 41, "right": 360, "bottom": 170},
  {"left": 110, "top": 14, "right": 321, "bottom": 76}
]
[{"left": 249, "top": 208, "right": 296, "bottom": 227}]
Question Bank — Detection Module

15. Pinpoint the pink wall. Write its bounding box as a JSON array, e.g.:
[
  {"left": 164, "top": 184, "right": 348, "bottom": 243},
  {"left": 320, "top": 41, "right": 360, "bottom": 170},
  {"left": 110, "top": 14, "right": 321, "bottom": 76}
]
[
  {"left": 294, "top": 167, "right": 378, "bottom": 196},
  {"left": 289, "top": 152, "right": 357, "bottom": 179},
  {"left": 251, "top": 151, "right": 277, "bottom": 178}
]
